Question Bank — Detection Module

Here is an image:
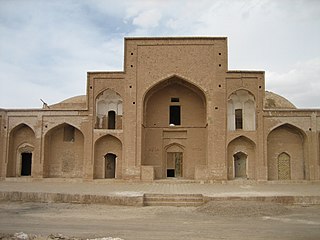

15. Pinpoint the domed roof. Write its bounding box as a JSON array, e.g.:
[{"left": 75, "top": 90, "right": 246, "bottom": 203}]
[
  {"left": 59, "top": 95, "right": 86, "bottom": 104},
  {"left": 49, "top": 95, "right": 86, "bottom": 109},
  {"left": 264, "top": 91, "right": 296, "bottom": 109}
]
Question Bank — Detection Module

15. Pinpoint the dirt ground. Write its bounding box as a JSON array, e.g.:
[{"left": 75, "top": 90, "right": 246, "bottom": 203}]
[{"left": 0, "top": 201, "right": 320, "bottom": 240}]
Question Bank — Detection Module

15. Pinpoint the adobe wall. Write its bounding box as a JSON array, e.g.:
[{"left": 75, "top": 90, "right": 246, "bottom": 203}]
[
  {"left": 0, "top": 37, "right": 319, "bottom": 182},
  {"left": 123, "top": 38, "right": 228, "bottom": 180},
  {"left": 264, "top": 110, "right": 320, "bottom": 180}
]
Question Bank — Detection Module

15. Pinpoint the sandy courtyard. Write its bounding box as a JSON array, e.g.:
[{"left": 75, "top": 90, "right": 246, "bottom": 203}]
[{"left": 0, "top": 201, "right": 320, "bottom": 240}]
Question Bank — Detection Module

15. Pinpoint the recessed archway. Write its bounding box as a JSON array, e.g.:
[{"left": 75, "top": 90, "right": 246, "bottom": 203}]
[
  {"left": 94, "top": 135, "right": 122, "bottom": 179},
  {"left": 267, "top": 124, "right": 305, "bottom": 180},
  {"left": 95, "top": 89, "right": 123, "bottom": 129},
  {"left": 227, "top": 136, "right": 255, "bottom": 180},
  {"left": 44, "top": 123, "right": 84, "bottom": 178},
  {"left": 143, "top": 75, "right": 207, "bottom": 128},
  {"left": 7, "top": 124, "right": 35, "bottom": 177},
  {"left": 142, "top": 76, "right": 207, "bottom": 180},
  {"left": 227, "top": 89, "right": 256, "bottom": 131},
  {"left": 278, "top": 152, "right": 291, "bottom": 180}
]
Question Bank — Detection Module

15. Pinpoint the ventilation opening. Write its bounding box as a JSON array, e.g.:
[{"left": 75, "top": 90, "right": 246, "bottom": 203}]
[
  {"left": 64, "top": 125, "right": 75, "bottom": 142},
  {"left": 235, "top": 109, "right": 243, "bottom": 130},
  {"left": 169, "top": 106, "right": 181, "bottom": 126},
  {"left": 108, "top": 111, "right": 116, "bottom": 129},
  {"left": 171, "top": 97, "right": 179, "bottom": 102},
  {"left": 21, "top": 152, "right": 32, "bottom": 176},
  {"left": 105, "top": 153, "right": 116, "bottom": 178}
]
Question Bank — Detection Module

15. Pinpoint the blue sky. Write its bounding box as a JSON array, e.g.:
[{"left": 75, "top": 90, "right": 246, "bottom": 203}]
[{"left": 0, "top": 0, "right": 320, "bottom": 108}]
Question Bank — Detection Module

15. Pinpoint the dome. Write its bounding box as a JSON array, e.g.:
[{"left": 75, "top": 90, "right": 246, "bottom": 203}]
[
  {"left": 264, "top": 91, "right": 296, "bottom": 109},
  {"left": 48, "top": 95, "right": 86, "bottom": 109}
]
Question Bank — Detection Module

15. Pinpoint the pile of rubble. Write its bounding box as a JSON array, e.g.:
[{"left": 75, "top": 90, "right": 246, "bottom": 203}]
[{"left": 0, "top": 233, "right": 124, "bottom": 240}]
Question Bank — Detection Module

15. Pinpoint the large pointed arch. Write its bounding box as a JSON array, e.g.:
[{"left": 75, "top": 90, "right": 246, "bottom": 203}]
[
  {"left": 142, "top": 75, "right": 207, "bottom": 180},
  {"left": 43, "top": 123, "right": 84, "bottom": 178},
  {"left": 7, "top": 124, "right": 36, "bottom": 177},
  {"left": 94, "top": 134, "right": 122, "bottom": 179},
  {"left": 267, "top": 123, "right": 306, "bottom": 180}
]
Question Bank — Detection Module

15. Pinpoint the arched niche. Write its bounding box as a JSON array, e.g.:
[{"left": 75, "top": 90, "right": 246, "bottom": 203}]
[
  {"left": 94, "top": 134, "right": 122, "bottom": 179},
  {"left": 95, "top": 89, "right": 123, "bottom": 129},
  {"left": 227, "top": 136, "right": 256, "bottom": 180},
  {"left": 278, "top": 152, "right": 291, "bottom": 180},
  {"left": 165, "top": 143, "right": 184, "bottom": 178},
  {"left": 7, "top": 124, "right": 35, "bottom": 177},
  {"left": 228, "top": 90, "right": 256, "bottom": 131},
  {"left": 44, "top": 123, "right": 84, "bottom": 178},
  {"left": 267, "top": 124, "right": 306, "bottom": 180},
  {"left": 143, "top": 76, "right": 207, "bottom": 128}
]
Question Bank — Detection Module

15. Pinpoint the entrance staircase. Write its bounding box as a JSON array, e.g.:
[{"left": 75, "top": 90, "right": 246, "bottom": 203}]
[{"left": 143, "top": 193, "right": 204, "bottom": 207}]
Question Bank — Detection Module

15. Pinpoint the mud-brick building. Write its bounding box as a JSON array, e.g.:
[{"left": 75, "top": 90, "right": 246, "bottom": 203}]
[{"left": 1, "top": 37, "right": 320, "bottom": 181}]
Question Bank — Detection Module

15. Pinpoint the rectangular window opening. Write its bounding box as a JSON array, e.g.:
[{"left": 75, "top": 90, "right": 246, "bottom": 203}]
[
  {"left": 169, "top": 106, "right": 181, "bottom": 126},
  {"left": 171, "top": 97, "right": 180, "bottom": 103},
  {"left": 235, "top": 109, "right": 243, "bottom": 130}
]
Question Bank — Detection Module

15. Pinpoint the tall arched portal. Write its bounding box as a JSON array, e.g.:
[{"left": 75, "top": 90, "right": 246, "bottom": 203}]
[
  {"left": 142, "top": 76, "right": 207, "bottom": 179},
  {"left": 7, "top": 124, "right": 35, "bottom": 177}
]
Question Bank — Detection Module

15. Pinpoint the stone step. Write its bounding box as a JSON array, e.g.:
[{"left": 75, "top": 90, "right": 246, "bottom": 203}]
[{"left": 143, "top": 194, "right": 204, "bottom": 207}]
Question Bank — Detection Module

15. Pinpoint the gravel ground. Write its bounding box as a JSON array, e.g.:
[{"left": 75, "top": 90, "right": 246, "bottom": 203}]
[{"left": 197, "top": 200, "right": 292, "bottom": 217}]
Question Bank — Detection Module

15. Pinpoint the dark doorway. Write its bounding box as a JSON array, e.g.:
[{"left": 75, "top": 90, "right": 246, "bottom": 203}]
[
  {"left": 167, "top": 152, "right": 183, "bottom": 178},
  {"left": 105, "top": 153, "right": 116, "bottom": 178},
  {"left": 234, "top": 152, "right": 247, "bottom": 178},
  {"left": 21, "top": 152, "right": 32, "bottom": 176},
  {"left": 169, "top": 106, "right": 181, "bottom": 125},
  {"left": 108, "top": 111, "right": 116, "bottom": 129}
]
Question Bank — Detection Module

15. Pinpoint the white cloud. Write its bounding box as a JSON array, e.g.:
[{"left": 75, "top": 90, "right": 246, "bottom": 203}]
[
  {"left": 0, "top": 0, "right": 320, "bottom": 109},
  {"left": 266, "top": 58, "right": 320, "bottom": 108},
  {"left": 132, "top": 9, "right": 162, "bottom": 28}
]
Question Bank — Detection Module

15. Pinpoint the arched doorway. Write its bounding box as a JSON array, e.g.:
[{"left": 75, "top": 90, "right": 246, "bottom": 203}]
[
  {"left": 278, "top": 152, "right": 291, "bottom": 180},
  {"left": 227, "top": 136, "right": 255, "bottom": 180},
  {"left": 7, "top": 124, "right": 35, "bottom": 177},
  {"left": 167, "top": 152, "right": 183, "bottom": 178},
  {"left": 234, "top": 152, "right": 247, "bottom": 178},
  {"left": 105, "top": 153, "right": 116, "bottom": 178},
  {"left": 21, "top": 152, "right": 32, "bottom": 176},
  {"left": 94, "top": 135, "right": 122, "bottom": 179}
]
